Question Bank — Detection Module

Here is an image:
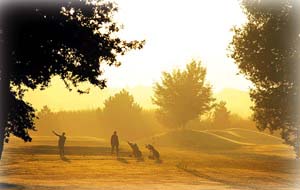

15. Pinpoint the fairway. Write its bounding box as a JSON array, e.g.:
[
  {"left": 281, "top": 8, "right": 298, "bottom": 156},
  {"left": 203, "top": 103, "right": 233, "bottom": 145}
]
[{"left": 0, "top": 130, "right": 299, "bottom": 190}]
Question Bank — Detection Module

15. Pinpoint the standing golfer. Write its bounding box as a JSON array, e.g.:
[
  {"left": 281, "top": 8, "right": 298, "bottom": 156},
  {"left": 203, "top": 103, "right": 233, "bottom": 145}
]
[
  {"left": 111, "top": 131, "right": 119, "bottom": 156},
  {"left": 53, "top": 131, "right": 66, "bottom": 158}
]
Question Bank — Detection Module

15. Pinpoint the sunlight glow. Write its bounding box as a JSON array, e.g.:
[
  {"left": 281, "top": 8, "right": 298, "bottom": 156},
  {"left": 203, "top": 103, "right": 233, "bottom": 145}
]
[
  {"left": 25, "top": 0, "right": 253, "bottom": 113},
  {"left": 102, "top": 0, "right": 252, "bottom": 91}
]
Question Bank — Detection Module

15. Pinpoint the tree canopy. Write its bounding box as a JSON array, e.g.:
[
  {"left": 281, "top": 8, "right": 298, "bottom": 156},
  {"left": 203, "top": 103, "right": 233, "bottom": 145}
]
[
  {"left": 0, "top": 0, "right": 144, "bottom": 158},
  {"left": 102, "top": 89, "right": 152, "bottom": 139},
  {"left": 212, "top": 101, "right": 231, "bottom": 129},
  {"left": 103, "top": 89, "right": 142, "bottom": 116},
  {"left": 228, "top": 0, "right": 300, "bottom": 154},
  {"left": 153, "top": 60, "right": 215, "bottom": 128}
]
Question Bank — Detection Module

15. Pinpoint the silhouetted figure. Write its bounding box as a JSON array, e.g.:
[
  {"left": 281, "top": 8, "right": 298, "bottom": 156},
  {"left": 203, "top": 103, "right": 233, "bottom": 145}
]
[
  {"left": 145, "top": 144, "right": 160, "bottom": 161},
  {"left": 53, "top": 131, "right": 66, "bottom": 158},
  {"left": 127, "top": 141, "right": 142, "bottom": 159},
  {"left": 111, "top": 131, "right": 119, "bottom": 156}
]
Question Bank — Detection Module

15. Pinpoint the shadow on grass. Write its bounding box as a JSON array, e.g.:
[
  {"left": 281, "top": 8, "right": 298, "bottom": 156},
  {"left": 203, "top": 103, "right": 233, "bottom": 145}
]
[
  {"left": 61, "top": 156, "right": 71, "bottom": 163},
  {"left": 176, "top": 161, "right": 295, "bottom": 189},
  {"left": 136, "top": 157, "right": 145, "bottom": 162},
  {"left": 116, "top": 157, "right": 129, "bottom": 164},
  {"left": 176, "top": 162, "right": 247, "bottom": 188},
  {"left": 7, "top": 145, "right": 131, "bottom": 156},
  {"left": 0, "top": 183, "right": 24, "bottom": 190}
]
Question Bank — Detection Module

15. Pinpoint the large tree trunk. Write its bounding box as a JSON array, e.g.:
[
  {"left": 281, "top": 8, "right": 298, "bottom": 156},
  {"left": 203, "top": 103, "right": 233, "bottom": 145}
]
[
  {"left": 0, "top": 117, "right": 5, "bottom": 160},
  {"left": 0, "top": 77, "right": 9, "bottom": 160},
  {"left": 0, "top": 97, "right": 5, "bottom": 160},
  {"left": 0, "top": 42, "right": 10, "bottom": 159},
  {"left": 0, "top": 17, "right": 10, "bottom": 159}
]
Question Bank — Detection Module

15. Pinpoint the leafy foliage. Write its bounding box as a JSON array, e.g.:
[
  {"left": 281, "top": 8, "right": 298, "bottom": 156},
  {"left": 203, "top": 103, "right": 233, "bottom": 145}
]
[
  {"left": 5, "top": 91, "right": 36, "bottom": 142},
  {"left": 228, "top": 0, "right": 300, "bottom": 151},
  {"left": 103, "top": 89, "right": 142, "bottom": 115},
  {"left": 0, "top": 0, "right": 144, "bottom": 144},
  {"left": 38, "top": 105, "right": 52, "bottom": 118},
  {"left": 153, "top": 60, "right": 215, "bottom": 128},
  {"left": 212, "top": 101, "right": 231, "bottom": 129},
  {"left": 101, "top": 90, "right": 160, "bottom": 139}
]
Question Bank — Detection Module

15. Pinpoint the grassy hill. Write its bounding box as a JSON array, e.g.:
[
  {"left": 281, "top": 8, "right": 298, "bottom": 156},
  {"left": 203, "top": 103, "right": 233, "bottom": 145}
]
[
  {"left": 207, "top": 128, "right": 283, "bottom": 145},
  {"left": 139, "top": 129, "right": 282, "bottom": 151}
]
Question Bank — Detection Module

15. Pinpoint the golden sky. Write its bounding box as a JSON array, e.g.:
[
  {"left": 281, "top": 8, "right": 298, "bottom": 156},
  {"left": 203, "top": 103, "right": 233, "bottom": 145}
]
[
  {"left": 102, "top": 0, "right": 252, "bottom": 91},
  {"left": 25, "top": 0, "right": 253, "bottom": 115}
]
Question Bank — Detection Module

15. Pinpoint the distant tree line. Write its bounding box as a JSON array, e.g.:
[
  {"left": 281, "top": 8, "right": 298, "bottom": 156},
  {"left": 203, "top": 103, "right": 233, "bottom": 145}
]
[
  {"left": 35, "top": 83, "right": 256, "bottom": 140},
  {"left": 35, "top": 91, "right": 163, "bottom": 140}
]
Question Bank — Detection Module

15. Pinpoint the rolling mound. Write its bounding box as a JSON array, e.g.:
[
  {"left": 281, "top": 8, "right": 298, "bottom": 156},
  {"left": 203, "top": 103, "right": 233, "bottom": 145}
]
[
  {"left": 139, "top": 130, "right": 245, "bottom": 150},
  {"left": 204, "top": 130, "right": 245, "bottom": 142},
  {"left": 223, "top": 128, "right": 282, "bottom": 145},
  {"left": 139, "top": 128, "right": 283, "bottom": 150}
]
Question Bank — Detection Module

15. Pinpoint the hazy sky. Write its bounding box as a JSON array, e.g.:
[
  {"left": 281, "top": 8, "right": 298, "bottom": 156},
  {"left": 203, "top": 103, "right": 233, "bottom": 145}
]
[
  {"left": 101, "top": 0, "right": 252, "bottom": 91},
  {"left": 25, "top": 0, "right": 253, "bottom": 112}
]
